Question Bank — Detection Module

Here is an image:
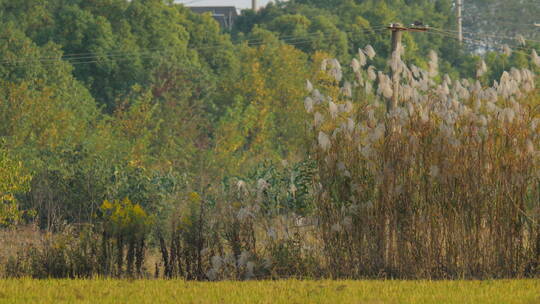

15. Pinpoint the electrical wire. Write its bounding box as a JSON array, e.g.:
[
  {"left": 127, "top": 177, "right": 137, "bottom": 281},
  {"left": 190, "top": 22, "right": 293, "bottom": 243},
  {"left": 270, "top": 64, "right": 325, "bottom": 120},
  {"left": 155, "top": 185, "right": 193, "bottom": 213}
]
[
  {"left": 62, "top": 32, "right": 361, "bottom": 66},
  {"left": 424, "top": 29, "right": 537, "bottom": 60},
  {"left": 430, "top": 27, "right": 540, "bottom": 44},
  {"left": 0, "top": 26, "right": 388, "bottom": 66},
  {"left": 4, "top": 25, "right": 534, "bottom": 68},
  {"left": 475, "top": 20, "right": 540, "bottom": 28}
]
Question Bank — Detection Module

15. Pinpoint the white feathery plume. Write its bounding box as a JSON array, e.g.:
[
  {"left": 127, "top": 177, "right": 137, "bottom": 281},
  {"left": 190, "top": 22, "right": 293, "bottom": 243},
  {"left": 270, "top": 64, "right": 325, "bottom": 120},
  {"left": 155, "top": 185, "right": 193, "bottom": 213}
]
[
  {"left": 238, "top": 251, "right": 250, "bottom": 267},
  {"left": 331, "top": 223, "right": 342, "bottom": 233},
  {"left": 455, "top": 81, "right": 470, "bottom": 100},
  {"left": 407, "top": 102, "right": 415, "bottom": 117},
  {"left": 449, "top": 137, "right": 461, "bottom": 148},
  {"left": 402, "top": 65, "right": 413, "bottom": 82},
  {"left": 211, "top": 255, "right": 222, "bottom": 271},
  {"left": 332, "top": 58, "right": 342, "bottom": 70},
  {"left": 367, "top": 65, "right": 377, "bottom": 81},
  {"left": 289, "top": 184, "right": 297, "bottom": 197},
  {"left": 501, "top": 108, "right": 515, "bottom": 124},
  {"left": 472, "top": 80, "right": 482, "bottom": 96},
  {"left": 476, "top": 60, "right": 487, "bottom": 78},
  {"left": 367, "top": 109, "right": 376, "bottom": 127},
  {"left": 428, "top": 50, "right": 438, "bottom": 77},
  {"left": 342, "top": 216, "right": 353, "bottom": 230},
  {"left": 526, "top": 139, "right": 535, "bottom": 155},
  {"left": 402, "top": 85, "right": 413, "bottom": 101},
  {"left": 337, "top": 162, "right": 346, "bottom": 172},
  {"left": 206, "top": 269, "right": 217, "bottom": 281},
  {"left": 314, "top": 112, "right": 324, "bottom": 127},
  {"left": 531, "top": 118, "right": 540, "bottom": 131},
  {"left": 502, "top": 44, "right": 512, "bottom": 56},
  {"left": 478, "top": 115, "right": 488, "bottom": 127},
  {"left": 485, "top": 102, "right": 498, "bottom": 114},
  {"left": 351, "top": 58, "right": 361, "bottom": 73},
  {"left": 200, "top": 247, "right": 210, "bottom": 256},
  {"left": 332, "top": 126, "right": 341, "bottom": 139},
  {"left": 485, "top": 88, "right": 498, "bottom": 103},
  {"left": 500, "top": 71, "right": 510, "bottom": 83},
  {"left": 532, "top": 49, "right": 540, "bottom": 67},
  {"left": 420, "top": 107, "right": 429, "bottom": 123},
  {"left": 381, "top": 83, "right": 393, "bottom": 99},
  {"left": 429, "top": 165, "right": 440, "bottom": 178},
  {"left": 246, "top": 262, "right": 255, "bottom": 279},
  {"left": 359, "top": 144, "right": 372, "bottom": 158},
  {"left": 306, "top": 80, "right": 313, "bottom": 92},
  {"left": 443, "top": 74, "right": 452, "bottom": 85},
  {"left": 365, "top": 80, "right": 372, "bottom": 95},
  {"left": 312, "top": 89, "right": 322, "bottom": 103},
  {"left": 378, "top": 71, "right": 389, "bottom": 86},
  {"left": 473, "top": 97, "right": 481, "bottom": 111},
  {"left": 341, "top": 81, "right": 353, "bottom": 98},
  {"left": 347, "top": 118, "right": 355, "bottom": 133},
  {"left": 321, "top": 59, "right": 328, "bottom": 71},
  {"left": 369, "top": 123, "right": 385, "bottom": 142},
  {"left": 358, "top": 48, "right": 367, "bottom": 66},
  {"left": 266, "top": 228, "right": 277, "bottom": 240},
  {"left": 440, "top": 82, "right": 450, "bottom": 97},
  {"left": 451, "top": 99, "right": 460, "bottom": 111},
  {"left": 237, "top": 207, "right": 253, "bottom": 221},
  {"left": 236, "top": 180, "right": 248, "bottom": 195},
  {"left": 330, "top": 66, "right": 343, "bottom": 82},
  {"left": 364, "top": 45, "right": 376, "bottom": 59},
  {"left": 355, "top": 71, "right": 363, "bottom": 84},
  {"left": 328, "top": 100, "right": 338, "bottom": 119},
  {"left": 304, "top": 96, "right": 314, "bottom": 113},
  {"left": 493, "top": 80, "right": 499, "bottom": 89},
  {"left": 411, "top": 65, "right": 421, "bottom": 79},
  {"left": 516, "top": 34, "right": 526, "bottom": 46},
  {"left": 343, "top": 101, "right": 353, "bottom": 113},
  {"left": 333, "top": 69, "right": 343, "bottom": 82},
  {"left": 510, "top": 68, "right": 522, "bottom": 83},
  {"left": 318, "top": 131, "right": 331, "bottom": 151}
]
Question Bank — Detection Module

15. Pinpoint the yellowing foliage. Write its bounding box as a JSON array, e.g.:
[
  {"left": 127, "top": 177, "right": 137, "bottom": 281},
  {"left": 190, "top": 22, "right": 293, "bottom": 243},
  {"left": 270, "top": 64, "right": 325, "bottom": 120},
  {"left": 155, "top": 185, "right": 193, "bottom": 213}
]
[
  {"left": 0, "top": 151, "right": 32, "bottom": 227},
  {"left": 215, "top": 44, "right": 311, "bottom": 174},
  {"left": 100, "top": 198, "right": 152, "bottom": 236}
]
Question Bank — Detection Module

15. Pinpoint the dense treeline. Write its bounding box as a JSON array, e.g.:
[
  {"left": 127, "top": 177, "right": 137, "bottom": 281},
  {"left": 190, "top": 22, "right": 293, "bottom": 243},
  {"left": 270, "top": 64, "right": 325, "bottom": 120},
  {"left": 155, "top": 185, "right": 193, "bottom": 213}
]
[{"left": 0, "top": 0, "right": 539, "bottom": 279}]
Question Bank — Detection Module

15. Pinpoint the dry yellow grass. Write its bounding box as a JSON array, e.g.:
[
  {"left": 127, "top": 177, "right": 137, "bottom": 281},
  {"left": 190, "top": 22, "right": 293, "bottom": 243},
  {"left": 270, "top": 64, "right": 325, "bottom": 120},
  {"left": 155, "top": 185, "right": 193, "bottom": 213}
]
[{"left": 0, "top": 279, "right": 539, "bottom": 303}]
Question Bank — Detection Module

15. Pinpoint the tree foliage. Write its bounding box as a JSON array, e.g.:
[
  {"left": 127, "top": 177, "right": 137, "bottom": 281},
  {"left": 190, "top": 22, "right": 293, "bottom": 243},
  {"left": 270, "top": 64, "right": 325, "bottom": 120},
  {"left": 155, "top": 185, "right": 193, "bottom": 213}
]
[{"left": 0, "top": 0, "right": 536, "bottom": 232}]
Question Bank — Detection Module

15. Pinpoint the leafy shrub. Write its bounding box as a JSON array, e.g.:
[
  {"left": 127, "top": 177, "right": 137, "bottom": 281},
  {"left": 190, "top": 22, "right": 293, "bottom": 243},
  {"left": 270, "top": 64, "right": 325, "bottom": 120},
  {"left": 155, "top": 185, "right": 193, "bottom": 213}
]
[
  {"left": 2, "top": 226, "right": 99, "bottom": 278},
  {"left": 100, "top": 198, "right": 152, "bottom": 277}
]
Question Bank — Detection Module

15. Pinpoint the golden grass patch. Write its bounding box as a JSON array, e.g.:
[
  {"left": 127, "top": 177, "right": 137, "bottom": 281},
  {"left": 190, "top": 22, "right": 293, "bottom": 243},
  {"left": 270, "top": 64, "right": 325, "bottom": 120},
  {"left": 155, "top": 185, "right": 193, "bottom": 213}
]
[{"left": 0, "top": 279, "right": 539, "bottom": 303}]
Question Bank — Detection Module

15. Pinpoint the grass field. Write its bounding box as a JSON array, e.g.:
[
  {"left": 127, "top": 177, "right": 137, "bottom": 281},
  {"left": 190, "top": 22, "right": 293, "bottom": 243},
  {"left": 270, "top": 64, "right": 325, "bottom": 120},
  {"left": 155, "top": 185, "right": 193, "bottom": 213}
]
[{"left": 0, "top": 279, "right": 539, "bottom": 303}]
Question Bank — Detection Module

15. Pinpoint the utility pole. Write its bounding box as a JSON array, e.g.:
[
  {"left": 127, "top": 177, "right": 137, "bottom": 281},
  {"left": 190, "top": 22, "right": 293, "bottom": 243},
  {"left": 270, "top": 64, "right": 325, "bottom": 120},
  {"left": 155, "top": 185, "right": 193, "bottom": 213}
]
[
  {"left": 456, "top": 0, "right": 463, "bottom": 44},
  {"left": 252, "top": 0, "right": 258, "bottom": 11},
  {"left": 390, "top": 26, "right": 403, "bottom": 112},
  {"left": 387, "top": 23, "right": 428, "bottom": 112}
]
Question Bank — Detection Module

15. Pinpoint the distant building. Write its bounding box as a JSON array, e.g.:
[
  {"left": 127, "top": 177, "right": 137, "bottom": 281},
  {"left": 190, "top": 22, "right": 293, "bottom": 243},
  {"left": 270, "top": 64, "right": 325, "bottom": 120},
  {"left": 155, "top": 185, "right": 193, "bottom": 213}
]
[{"left": 189, "top": 6, "right": 239, "bottom": 30}]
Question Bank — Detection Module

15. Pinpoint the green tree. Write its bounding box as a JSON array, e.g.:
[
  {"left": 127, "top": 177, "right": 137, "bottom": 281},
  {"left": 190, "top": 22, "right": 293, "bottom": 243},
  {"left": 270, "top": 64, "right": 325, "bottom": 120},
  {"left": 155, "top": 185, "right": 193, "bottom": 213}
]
[{"left": 0, "top": 150, "right": 32, "bottom": 227}]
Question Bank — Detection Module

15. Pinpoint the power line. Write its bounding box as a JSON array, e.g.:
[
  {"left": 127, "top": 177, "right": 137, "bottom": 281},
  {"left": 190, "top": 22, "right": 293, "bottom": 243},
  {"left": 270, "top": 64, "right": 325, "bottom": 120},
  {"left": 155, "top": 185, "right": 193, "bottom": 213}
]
[
  {"left": 0, "top": 26, "right": 388, "bottom": 66},
  {"left": 424, "top": 29, "right": 537, "bottom": 60},
  {"left": 475, "top": 20, "right": 540, "bottom": 28},
  {"left": 431, "top": 27, "right": 540, "bottom": 44},
  {"left": 1, "top": 27, "right": 388, "bottom": 67}
]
